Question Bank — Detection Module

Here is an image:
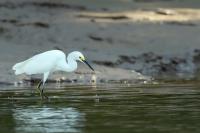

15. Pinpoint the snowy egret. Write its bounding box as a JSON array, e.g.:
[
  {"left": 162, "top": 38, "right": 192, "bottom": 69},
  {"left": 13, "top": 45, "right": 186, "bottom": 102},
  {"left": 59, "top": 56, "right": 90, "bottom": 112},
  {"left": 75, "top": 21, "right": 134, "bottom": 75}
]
[{"left": 12, "top": 50, "right": 94, "bottom": 99}]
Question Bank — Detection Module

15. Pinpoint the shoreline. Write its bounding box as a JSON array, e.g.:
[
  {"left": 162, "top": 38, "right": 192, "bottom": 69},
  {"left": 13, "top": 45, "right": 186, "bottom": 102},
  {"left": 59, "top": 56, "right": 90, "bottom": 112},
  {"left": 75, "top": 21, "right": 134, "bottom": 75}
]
[{"left": 0, "top": 0, "right": 200, "bottom": 85}]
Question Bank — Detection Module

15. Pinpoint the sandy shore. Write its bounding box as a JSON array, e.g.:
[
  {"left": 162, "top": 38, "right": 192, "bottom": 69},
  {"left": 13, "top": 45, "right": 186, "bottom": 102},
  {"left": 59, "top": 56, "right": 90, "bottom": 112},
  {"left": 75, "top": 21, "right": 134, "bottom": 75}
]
[{"left": 0, "top": 0, "right": 200, "bottom": 84}]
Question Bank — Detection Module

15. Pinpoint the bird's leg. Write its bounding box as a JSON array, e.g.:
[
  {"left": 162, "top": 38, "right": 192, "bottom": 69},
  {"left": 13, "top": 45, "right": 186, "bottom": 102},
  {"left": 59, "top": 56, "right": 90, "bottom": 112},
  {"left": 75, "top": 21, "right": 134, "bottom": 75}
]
[
  {"left": 36, "top": 80, "right": 43, "bottom": 98},
  {"left": 41, "top": 72, "right": 50, "bottom": 100},
  {"left": 41, "top": 87, "right": 48, "bottom": 99}
]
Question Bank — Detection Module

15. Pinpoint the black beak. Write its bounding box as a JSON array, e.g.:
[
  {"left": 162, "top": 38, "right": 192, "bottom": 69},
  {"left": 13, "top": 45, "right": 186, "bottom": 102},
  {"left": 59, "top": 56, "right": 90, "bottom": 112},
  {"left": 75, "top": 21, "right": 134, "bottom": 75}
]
[{"left": 83, "top": 60, "right": 94, "bottom": 71}]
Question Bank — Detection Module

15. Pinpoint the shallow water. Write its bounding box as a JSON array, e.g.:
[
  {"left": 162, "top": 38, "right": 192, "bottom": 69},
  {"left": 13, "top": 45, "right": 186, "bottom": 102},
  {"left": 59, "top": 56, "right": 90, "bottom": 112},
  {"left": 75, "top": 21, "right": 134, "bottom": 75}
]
[{"left": 0, "top": 83, "right": 200, "bottom": 133}]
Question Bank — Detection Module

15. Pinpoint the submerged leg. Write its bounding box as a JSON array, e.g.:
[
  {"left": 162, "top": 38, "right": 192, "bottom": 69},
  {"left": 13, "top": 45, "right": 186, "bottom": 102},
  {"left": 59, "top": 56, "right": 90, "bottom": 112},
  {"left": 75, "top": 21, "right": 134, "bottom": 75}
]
[
  {"left": 36, "top": 81, "right": 48, "bottom": 100},
  {"left": 36, "top": 80, "right": 43, "bottom": 98},
  {"left": 41, "top": 87, "right": 48, "bottom": 99}
]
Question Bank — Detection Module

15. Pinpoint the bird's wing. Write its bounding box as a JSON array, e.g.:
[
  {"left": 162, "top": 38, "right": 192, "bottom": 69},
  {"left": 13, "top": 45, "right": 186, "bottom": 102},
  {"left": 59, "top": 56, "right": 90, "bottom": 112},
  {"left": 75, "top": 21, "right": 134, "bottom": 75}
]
[{"left": 13, "top": 50, "right": 65, "bottom": 75}]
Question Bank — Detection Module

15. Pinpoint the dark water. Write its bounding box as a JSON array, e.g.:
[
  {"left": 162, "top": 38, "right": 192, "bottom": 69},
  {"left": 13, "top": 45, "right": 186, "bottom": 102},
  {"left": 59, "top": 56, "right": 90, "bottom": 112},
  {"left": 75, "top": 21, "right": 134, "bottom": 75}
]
[{"left": 0, "top": 83, "right": 200, "bottom": 133}]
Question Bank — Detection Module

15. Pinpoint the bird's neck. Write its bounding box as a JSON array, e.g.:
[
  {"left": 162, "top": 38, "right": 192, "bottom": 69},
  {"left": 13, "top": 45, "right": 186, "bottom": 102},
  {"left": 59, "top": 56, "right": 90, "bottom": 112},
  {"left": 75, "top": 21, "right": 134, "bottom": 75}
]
[{"left": 65, "top": 57, "right": 77, "bottom": 72}]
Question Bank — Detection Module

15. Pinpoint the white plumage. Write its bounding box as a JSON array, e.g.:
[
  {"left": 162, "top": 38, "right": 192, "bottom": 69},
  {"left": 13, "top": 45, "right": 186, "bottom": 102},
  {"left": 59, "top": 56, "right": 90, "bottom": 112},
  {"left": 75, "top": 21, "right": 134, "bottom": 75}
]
[
  {"left": 12, "top": 50, "right": 94, "bottom": 99},
  {"left": 13, "top": 50, "right": 71, "bottom": 74}
]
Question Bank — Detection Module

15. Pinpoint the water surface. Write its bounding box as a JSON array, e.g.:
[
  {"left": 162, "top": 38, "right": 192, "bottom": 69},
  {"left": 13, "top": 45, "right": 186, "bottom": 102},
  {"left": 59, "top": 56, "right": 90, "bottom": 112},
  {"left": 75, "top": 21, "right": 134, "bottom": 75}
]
[{"left": 0, "top": 83, "right": 200, "bottom": 133}]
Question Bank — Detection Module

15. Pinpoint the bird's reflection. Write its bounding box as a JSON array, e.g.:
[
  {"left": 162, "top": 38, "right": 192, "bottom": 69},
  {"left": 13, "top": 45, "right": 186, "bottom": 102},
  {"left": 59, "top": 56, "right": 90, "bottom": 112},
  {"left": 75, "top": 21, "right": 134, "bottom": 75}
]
[{"left": 13, "top": 107, "right": 85, "bottom": 133}]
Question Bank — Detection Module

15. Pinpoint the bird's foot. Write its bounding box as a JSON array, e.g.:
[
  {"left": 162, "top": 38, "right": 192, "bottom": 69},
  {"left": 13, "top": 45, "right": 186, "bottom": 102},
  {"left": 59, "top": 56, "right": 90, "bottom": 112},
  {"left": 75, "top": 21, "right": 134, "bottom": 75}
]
[
  {"left": 41, "top": 89, "right": 49, "bottom": 100},
  {"left": 42, "top": 94, "right": 49, "bottom": 100}
]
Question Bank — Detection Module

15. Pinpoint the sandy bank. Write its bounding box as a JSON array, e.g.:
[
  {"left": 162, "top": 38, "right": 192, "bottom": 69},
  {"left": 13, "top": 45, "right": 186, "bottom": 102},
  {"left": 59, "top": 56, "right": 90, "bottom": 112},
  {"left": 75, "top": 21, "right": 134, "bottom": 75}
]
[{"left": 0, "top": 0, "right": 200, "bottom": 84}]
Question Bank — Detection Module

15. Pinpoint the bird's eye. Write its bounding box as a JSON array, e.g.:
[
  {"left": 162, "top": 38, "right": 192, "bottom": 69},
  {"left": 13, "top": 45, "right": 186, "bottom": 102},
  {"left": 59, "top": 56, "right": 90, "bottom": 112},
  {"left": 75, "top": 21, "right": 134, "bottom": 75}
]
[{"left": 79, "top": 56, "right": 85, "bottom": 61}]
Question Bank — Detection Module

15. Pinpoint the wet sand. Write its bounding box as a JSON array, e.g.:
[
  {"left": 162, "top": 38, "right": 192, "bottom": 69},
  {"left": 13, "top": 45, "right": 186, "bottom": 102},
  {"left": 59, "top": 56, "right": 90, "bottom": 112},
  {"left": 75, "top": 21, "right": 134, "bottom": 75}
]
[{"left": 0, "top": 0, "right": 200, "bottom": 84}]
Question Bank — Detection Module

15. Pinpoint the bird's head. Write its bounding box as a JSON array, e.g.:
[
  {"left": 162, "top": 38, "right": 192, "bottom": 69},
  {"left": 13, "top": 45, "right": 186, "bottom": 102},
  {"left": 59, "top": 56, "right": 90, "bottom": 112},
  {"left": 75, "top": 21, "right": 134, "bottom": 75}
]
[{"left": 70, "top": 51, "right": 94, "bottom": 71}]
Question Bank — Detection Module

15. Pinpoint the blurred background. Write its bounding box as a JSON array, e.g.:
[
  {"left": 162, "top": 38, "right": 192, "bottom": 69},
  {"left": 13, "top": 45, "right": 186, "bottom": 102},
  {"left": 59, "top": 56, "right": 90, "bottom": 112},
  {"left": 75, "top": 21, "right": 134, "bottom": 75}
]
[
  {"left": 1, "top": 1, "right": 200, "bottom": 133},
  {"left": 1, "top": 0, "right": 200, "bottom": 83}
]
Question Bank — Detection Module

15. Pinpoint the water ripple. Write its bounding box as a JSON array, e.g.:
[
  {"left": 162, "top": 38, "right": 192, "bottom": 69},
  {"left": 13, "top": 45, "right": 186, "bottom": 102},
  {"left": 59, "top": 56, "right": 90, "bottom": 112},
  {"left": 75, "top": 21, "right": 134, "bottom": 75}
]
[{"left": 13, "top": 107, "right": 85, "bottom": 133}]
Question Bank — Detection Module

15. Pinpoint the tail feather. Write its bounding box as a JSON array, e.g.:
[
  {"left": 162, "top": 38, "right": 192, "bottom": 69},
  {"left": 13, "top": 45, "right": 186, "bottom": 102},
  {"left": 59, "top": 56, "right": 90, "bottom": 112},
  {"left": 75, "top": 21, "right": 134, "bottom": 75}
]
[{"left": 12, "top": 60, "right": 29, "bottom": 75}]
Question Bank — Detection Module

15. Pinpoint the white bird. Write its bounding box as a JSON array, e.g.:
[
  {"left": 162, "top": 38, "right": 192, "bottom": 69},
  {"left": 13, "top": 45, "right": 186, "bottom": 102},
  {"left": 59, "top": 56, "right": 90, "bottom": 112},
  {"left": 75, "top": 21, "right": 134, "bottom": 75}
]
[{"left": 12, "top": 50, "right": 94, "bottom": 99}]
